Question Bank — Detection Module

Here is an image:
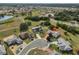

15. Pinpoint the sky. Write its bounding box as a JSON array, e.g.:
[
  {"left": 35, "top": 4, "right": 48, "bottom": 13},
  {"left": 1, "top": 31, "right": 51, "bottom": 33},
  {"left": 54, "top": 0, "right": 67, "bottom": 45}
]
[{"left": 0, "top": 0, "right": 79, "bottom": 3}]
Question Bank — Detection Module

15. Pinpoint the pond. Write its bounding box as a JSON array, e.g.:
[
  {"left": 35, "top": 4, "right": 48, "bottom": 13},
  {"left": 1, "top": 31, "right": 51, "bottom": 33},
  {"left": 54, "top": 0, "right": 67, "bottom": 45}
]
[{"left": 0, "top": 16, "right": 13, "bottom": 21}]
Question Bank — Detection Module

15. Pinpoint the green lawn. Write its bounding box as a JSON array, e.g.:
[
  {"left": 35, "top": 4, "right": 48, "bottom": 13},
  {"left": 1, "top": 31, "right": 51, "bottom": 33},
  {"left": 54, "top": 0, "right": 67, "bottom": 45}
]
[
  {"left": 0, "top": 15, "right": 24, "bottom": 39},
  {"left": 28, "top": 48, "right": 49, "bottom": 55},
  {"left": 0, "top": 28, "right": 20, "bottom": 39},
  {"left": 24, "top": 39, "right": 31, "bottom": 44}
]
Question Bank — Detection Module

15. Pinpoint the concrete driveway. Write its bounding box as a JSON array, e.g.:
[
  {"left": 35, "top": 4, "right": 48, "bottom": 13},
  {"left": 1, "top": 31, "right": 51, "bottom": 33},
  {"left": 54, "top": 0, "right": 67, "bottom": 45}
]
[{"left": 18, "top": 39, "right": 48, "bottom": 55}]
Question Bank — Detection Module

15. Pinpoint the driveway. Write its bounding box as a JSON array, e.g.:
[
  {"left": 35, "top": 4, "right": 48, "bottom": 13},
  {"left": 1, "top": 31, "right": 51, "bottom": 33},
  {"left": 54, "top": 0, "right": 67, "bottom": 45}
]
[{"left": 18, "top": 39, "right": 48, "bottom": 55}]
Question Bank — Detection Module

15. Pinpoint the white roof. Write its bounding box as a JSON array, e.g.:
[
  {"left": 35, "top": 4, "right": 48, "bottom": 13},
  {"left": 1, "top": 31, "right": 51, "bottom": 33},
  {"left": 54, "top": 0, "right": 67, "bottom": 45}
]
[{"left": 48, "top": 30, "right": 60, "bottom": 38}]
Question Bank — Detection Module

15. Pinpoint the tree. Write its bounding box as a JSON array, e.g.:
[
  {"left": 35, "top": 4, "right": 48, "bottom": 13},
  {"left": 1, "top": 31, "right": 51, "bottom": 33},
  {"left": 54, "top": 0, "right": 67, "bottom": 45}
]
[
  {"left": 28, "top": 11, "right": 32, "bottom": 17},
  {"left": 64, "top": 31, "right": 68, "bottom": 36},
  {"left": 26, "top": 21, "right": 32, "bottom": 26},
  {"left": 21, "top": 12, "right": 26, "bottom": 16},
  {"left": 31, "top": 16, "right": 40, "bottom": 21},
  {"left": 20, "top": 23, "right": 28, "bottom": 32},
  {"left": 54, "top": 10, "right": 79, "bottom": 21},
  {"left": 40, "top": 21, "right": 51, "bottom": 26},
  {"left": 44, "top": 21, "right": 51, "bottom": 26},
  {"left": 24, "top": 17, "right": 31, "bottom": 20},
  {"left": 0, "top": 14, "right": 4, "bottom": 18},
  {"left": 48, "top": 14, "right": 52, "bottom": 18},
  {"left": 40, "top": 17, "right": 49, "bottom": 21}
]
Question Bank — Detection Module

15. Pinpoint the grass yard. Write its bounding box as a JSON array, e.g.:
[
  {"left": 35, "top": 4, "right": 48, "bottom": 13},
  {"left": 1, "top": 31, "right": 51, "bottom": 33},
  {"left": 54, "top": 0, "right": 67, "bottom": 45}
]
[
  {"left": 0, "top": 28, "right": 20, "bottom": 40},
  {"left": 4, "top": 43, "right": 14, "bottom": 55},
  {"left": 28, "top": 48, "right": 49, "bottom": 55},
  {"left": 24, "top": 39, "right": 31, "bottom": 44}
]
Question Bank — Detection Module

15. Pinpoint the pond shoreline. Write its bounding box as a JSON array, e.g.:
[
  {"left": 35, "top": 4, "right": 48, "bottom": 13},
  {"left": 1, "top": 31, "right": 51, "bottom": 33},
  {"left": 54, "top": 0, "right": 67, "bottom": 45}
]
[
  {"left": 0, "top": 16, "right": 13, "bottom": 21},
  {"left": 0, "top": 16, "right": 14, "bottom": 24}
]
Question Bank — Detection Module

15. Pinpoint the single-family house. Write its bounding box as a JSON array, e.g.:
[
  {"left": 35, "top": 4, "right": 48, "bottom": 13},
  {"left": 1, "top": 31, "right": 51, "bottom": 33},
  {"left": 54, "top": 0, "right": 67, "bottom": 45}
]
[
  {"left": 4, "top": 35, "right": 23, "bottom": 46},
  {"left": 32, "top": 26, "right": 43, "bottom": 33},
  {"left": 57, "top": 37, "right": 72, "bottom": 51},
  {"left": 47, "top": 30, "right": 60, "bottom": 38}
]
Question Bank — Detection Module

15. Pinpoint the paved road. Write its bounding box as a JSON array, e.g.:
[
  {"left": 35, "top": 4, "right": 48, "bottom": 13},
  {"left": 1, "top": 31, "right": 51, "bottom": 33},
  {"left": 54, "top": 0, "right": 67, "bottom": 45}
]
[{"left": 18, "top": 39, "right": 48, "bottom": 55}]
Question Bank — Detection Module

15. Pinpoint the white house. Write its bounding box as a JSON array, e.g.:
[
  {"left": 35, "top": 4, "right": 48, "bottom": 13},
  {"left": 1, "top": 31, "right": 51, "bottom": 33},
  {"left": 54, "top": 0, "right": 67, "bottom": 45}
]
[{"left": 47, "top": 30, "right": 60, "bottom": 38}]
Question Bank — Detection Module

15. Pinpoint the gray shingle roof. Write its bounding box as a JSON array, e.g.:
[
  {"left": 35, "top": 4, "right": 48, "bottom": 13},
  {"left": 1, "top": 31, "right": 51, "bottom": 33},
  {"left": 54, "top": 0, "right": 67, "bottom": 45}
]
[
  {"left": 6, "top": 35, "right": 23, "bottom": 46},
  {"left": 57, "top": 37, "right": 72, "bottom": 51},
  {"left": 32, "top": 26, "right": 42, "bottom": 32}
]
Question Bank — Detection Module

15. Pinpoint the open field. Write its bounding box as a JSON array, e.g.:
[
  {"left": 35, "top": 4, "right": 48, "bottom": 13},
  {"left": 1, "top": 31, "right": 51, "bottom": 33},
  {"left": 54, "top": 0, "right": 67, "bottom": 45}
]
[{"left": 0, "top": 16, "right": 24, "bottom": 39}]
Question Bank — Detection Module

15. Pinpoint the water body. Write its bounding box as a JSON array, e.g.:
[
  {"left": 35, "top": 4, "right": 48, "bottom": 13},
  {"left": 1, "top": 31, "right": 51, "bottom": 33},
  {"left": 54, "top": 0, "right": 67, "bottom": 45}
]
[{"left": 0, "top": 16, "right": 13, "bottom": 21}]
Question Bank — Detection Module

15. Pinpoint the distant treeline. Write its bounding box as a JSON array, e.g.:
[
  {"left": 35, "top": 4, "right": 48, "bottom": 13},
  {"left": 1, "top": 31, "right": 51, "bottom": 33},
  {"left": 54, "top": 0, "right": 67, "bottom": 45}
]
[
  {"left": 54, "top": 10, "right": 79, "bottom": 22},
  {"left": 0, "top": 3, "right": 79, "bottom": 8}
]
